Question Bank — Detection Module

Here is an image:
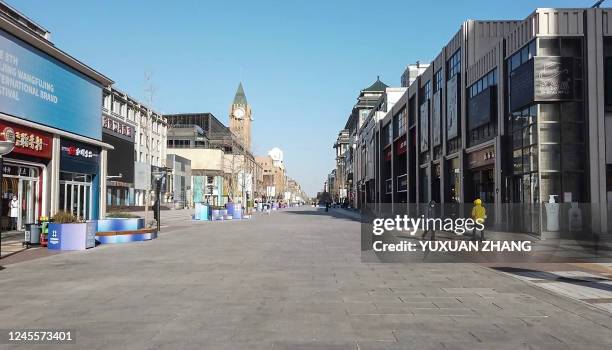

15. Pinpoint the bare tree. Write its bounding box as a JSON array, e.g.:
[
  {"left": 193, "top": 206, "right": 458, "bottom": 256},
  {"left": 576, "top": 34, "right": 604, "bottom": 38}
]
[{"left": 142, "top": 72, "right": 158, "bottom": 226}]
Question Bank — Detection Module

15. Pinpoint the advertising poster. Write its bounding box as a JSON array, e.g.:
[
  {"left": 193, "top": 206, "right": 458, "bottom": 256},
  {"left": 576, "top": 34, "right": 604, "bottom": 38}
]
[
  {"left": 446, "top": 75, "right": 459, "bottom": 139},
  {"left": 0, "top": 30, "right": 103, "bottom": 140},
  {"left": 432, "top": 91, "right": 441, "bottom": 146},
  {"left": 420, "top": 100, "right": 429, "bottom": 152}
]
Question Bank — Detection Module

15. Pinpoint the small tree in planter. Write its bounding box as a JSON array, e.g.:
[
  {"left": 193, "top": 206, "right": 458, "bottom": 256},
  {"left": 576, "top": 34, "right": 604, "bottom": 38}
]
[{"left": 47, "top": 212, "right": 96, "bottom": 251}]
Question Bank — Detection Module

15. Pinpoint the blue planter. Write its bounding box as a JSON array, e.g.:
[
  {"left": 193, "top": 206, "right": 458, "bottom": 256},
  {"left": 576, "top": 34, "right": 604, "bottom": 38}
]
[
  {"left": 96, "top": 218, "right": 144, "bottom": 232},
  {"left": 48, "top": 222, "right": 96, "bottom": 251},
  {"left": 227, "top": 203, "right": 242, "bottom": 219},
  {"left": 194, "top": 203, "right": 210, "bottom": 220}
]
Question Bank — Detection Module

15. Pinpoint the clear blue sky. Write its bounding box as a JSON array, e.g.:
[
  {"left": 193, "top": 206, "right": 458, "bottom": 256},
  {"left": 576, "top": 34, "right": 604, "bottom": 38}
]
[{"left": 9, "top": 0, "right": 592, "bottom": 196}]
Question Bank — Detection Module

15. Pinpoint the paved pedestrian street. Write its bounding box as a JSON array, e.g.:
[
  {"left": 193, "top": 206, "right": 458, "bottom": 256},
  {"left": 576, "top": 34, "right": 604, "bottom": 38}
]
[{"left": 1, "top": 207, "right": 611, "bottom": 349}]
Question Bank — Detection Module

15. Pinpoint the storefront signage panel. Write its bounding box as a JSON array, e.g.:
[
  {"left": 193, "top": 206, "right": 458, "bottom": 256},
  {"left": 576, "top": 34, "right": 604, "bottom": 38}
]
[
  {"left": 0, "top": 121, "right": 51, "bottom": 158},
  {"left": 467, "top": 146, "right": 495, "bottom": 169},
  {"left": 446, "top": 75, "right": 459, "bottom": 139},
  {"left": 102, "top": 115, "right": 135, "bottom": 142},
  {"left": 468, "top": 86, "right": 494, "bottom": 130},
  {"left": 60, "top": 139, "right": 100, "bottom": 174},
  {"left": 0, "top": 30, "right": 103, "bottom": 140}
]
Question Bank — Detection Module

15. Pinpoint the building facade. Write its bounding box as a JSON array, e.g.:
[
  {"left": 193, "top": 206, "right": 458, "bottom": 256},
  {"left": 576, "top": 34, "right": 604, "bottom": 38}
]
[
  {"left": 102, "top": 87, "right": 167, "bottom": 208},
  {"left": 166, "top": 112, "right": 262, "bottom": 206},
  {"left": 0, "top": 2, "right": 113, "bottom": 226},
  {"left": 332, "top": 129, "right": 349, "bottom": 203},
  {"left": 256, "top": 148, "right": 287, "bottom": 201},
  {"left": 340, "top": 7, "right": 612, "bottom": 236},
  {"left": 166, "top": 154, "right": 191, "bottom": 208}
]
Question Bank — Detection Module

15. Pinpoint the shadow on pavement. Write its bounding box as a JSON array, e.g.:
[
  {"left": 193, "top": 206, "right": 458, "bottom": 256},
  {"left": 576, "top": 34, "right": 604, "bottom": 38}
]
[
  {"left": 492, "top": 266, "right": 612, "bottom": 293},
  {"left": 284, "top": 208, "right": 361, "bottom": 222}
]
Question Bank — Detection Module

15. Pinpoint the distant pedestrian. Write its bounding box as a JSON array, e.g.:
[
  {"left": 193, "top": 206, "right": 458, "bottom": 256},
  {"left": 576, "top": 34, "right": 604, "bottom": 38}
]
[
  {"left": 325, "top": 201, "right": 330, "bottom": 212},
  {"left": 421, "top": 200, "right": 436, "bottom": 240}
]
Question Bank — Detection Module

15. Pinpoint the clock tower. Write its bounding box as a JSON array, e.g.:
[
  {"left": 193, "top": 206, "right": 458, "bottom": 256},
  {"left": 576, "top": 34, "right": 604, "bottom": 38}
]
[{"left": 229, "top": 82, "right": 252, "bottom": 152}]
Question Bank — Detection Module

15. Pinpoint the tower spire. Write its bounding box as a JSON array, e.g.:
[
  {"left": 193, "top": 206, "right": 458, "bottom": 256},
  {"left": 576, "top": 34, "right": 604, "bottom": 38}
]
[{"left": 233, "top": 82, "right": 247, "bottom": 105}]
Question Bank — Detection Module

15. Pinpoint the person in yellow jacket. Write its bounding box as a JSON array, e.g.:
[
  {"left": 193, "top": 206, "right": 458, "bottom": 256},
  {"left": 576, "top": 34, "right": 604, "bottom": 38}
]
[{"left": 471, "top": 198, "right": 487, "bottom": 241}]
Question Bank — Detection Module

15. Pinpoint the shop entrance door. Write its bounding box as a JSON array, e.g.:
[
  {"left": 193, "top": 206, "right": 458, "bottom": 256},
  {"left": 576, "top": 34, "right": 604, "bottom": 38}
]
[
  {"left": 19, "top": 177, "right": 38, "bottom": 229},
  {"left": 59, "top": 174, "right": 92, "bottom": 220},
  {"left": 1, "top": 163, "right": 40, "bottom": 230}
]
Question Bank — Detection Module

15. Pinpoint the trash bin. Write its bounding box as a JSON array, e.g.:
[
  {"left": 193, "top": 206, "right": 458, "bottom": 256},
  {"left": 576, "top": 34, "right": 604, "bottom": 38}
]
[
  {"left": 30, "top": 225, "right": 41, "bottom": 244},
  {"left": 24, "top": 223, "right": 41, "bottom": 246}
]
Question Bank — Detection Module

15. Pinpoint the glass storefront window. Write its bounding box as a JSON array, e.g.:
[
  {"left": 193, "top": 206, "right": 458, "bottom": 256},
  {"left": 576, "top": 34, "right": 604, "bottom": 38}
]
[
  {"left": 540, "top": 104, "right": 560, "bottom": 122},
  {"left": 523, "top": 146, "right": 538, "bottom": 173},
  {"left": 513, "top": 150, "right": 523, "bottom": 174},
  {"left": 561, "top": 102, "right": 583, "bottom": 122},
  {"left": 561, "top": 38, "right": 583, "bottom": 57},
  {"left": 562, "top": 123, "right": 584, "bottom": 143},
  {"left": 522, "top": 174, "right": 532, "bottom": 204},
  {"left": 562, "top": 172, "right": 585, "bottom": 202},
  {"left": 541, "top": 173, "right": 561, "bottom": 200},
  {"left": 539, "top": 38, "right": 561, "bottom": 56},
  {"left": 540, "top": 123, "right": 561, "bottom": 143},
  {"left": 512, "top": 130, "right": 523, "bottom": 149},
  {"left": 540, "top": 144, "right": 561, "bottom": 171},
  {"left": 59, "top": 172, "right": 93, "bottom": 220},
  {"left": 562, "top": 145, "right": 585, "bottom": 170},
  {"left": 523, "top": 124, "right": 538, "bottom": 146}
]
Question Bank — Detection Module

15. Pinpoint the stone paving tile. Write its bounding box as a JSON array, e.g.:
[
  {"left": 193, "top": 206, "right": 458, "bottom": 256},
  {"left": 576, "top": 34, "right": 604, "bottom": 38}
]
[{"left": 1, "top": 208, "right": 611, "bottom": 349}]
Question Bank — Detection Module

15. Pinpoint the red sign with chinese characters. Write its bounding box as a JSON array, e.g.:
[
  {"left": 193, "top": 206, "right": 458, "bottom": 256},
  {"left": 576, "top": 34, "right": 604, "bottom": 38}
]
[
  {"left": 396, "top": 135, "right": 407, "bottom": 156},
  {"left": 0, "top": 121, "right": 52, "bottom": 159},
  {"left": 384, "top": 147, "right": 392, "bottom": 161}
]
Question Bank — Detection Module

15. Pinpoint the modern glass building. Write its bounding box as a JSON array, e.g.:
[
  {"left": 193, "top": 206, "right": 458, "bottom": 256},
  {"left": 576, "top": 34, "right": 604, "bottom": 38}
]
[{"left": 348, "top": 8, "right": 612, "bottom": 236}]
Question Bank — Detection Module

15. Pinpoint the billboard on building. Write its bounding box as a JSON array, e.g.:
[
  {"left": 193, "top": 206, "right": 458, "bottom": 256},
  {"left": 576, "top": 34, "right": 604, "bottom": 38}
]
[
  {"left": 510, "top": 57, "right": 575, "bottom": 112},
  {"left": 134, "top": 162, "right": 151, "bottom": 190},
  {"left": 432, "top": 91, "right": 441, "bottom": 146},
  {"left": 419, "top": 100, "right": 429, "bottom": 152},
  {"left": 534, "top": 57, "right": 574, "bottom": 101},
  {"left": 103, "top": 133, "right": 134, "bottom": 183},
  {"left": 0, "top": 30, "right": 103, "bottom": 140},
  {"left": 446, "top": 75, "right": 459, "bottom": 139}
]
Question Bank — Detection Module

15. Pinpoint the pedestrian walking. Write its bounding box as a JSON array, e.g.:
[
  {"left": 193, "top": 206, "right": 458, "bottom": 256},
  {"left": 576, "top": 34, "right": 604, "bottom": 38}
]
[
  {"left": 325, "top": 201, "right": 330, "bottom": 212},
  {"left": 471, "top": 198, "right": 487, "bottom": 241},
  {"left": 421, "top": 200, "right": 436, "bottom": 240},
  {"left": 9, "top": 195, "right": 19, "bottom": 230}
]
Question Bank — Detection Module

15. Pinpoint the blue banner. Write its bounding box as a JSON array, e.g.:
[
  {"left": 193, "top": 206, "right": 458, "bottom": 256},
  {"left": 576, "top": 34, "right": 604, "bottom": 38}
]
[{"left": 0, "top": 29, "right": 103, "bottom": 140}]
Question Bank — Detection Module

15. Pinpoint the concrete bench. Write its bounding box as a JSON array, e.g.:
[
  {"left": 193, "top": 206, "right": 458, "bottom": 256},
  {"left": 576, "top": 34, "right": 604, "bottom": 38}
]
[{"left": 96, "top": 228, "right": 158, "bottom": 244}]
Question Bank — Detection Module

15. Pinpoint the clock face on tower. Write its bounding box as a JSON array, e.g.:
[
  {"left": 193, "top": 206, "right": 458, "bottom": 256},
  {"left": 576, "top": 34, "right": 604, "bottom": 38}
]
[{"left": 233, "top": 107, "right": 245, "bottom": 119}]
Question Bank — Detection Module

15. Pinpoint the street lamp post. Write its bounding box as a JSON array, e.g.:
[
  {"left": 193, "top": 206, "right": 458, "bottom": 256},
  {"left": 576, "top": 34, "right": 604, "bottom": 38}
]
[
  {"left": 0, "top": 127, "right": 16, "bottom": 262},
  {"left": 152, "top": 171, "right": 165, "bottom": 232}
]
